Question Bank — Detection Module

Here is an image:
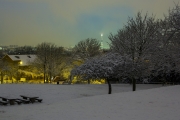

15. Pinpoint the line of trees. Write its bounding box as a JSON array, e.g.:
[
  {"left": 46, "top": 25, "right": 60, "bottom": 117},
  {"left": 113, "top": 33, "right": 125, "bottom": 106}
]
[
  {"left": 0, "top": 3, "right": 179, "bottom": 94},
  {"left": 71, "top": 4, "right": 180, "bottom": 94},
  {"left": 0, "top": 39, "right": 101, "bottom": 84}
]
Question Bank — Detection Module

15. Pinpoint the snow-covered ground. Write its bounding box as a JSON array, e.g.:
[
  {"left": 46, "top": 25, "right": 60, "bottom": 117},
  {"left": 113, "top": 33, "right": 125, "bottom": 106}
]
[{"left": 0, "top": 84, "right": 179, "bottom": 120}]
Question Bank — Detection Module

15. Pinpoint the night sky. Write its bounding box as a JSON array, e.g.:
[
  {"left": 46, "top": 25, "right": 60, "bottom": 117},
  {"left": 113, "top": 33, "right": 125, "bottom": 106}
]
[{"left": 0, "top": 0, "right": 179, "bottom": 48}]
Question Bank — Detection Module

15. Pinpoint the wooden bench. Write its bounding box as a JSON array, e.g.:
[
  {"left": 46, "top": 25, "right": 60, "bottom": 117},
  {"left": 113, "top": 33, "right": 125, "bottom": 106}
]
[
  {"left": 0, "top": 97, "right": 16, "bottom": 105},
  {"left": 34, "top": 98, "right": 43, "bottom": 102},
  {"left": 20, "top": 95, "right": 43, "bottom": 103},
  {"left": 0, "top": 97, "right": 8, "bottom": 101},
  {"left": 16, "top": 98, "right": 30, "bottom": 104},
  {"left": 8, "top": 99, "right": 16, "bottom": 105},
  {"left": 0, "top": 100, "right": 8, "bottom": 105},
  {"left": 14, "top": 99, "right": 23, "bottom": 105}
]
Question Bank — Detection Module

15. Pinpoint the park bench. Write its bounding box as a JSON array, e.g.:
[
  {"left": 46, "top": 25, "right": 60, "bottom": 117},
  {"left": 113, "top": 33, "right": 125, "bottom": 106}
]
[
  {"left": 16, "top": 98, "right": 30, "bottom": 104},
  {"left": 0, "top": 97, "right": 22, "bottom": 105},
  {"left": 7, "top": 99, "right": 16, "bottom": 105},
  {"left": 0, "top": 97, "right": 8, "bottom": 101},
  {"left": 0, "top": 100, "right": 8, "bottom": 105},
  {"left": 20, "top": 95, "right": 43, "bottom": 103},
  {"left": 14, "top": 99, "right": 23, "bottom": 105}
]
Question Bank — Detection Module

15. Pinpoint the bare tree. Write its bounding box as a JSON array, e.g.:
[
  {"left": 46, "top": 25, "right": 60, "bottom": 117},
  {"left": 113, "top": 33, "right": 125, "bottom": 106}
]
[
  {"left": 35, "top": 42, "right": 65, "bottom": 83},
  {"left": 73, "top": 38, "right": 101, "bottom": 61},
  {"left": 68, "top": 38, "right": 102, "bottom": 84},
  {"left": 0, "top": 60, "right": 8, "bottom": 84},
  {"left": 0, "top": 60, "right": 19, "bottom": 83}
]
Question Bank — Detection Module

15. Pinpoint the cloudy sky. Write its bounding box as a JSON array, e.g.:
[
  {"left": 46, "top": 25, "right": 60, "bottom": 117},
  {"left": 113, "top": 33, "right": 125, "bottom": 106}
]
[{"left": 0, "top": 0, "right": 179, "bottom": 48}]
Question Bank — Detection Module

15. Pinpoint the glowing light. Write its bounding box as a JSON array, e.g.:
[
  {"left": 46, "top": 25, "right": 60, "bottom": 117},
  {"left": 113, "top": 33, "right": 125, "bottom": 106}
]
[
  {"left": 20, "top": 61, "right": 23, "bottom": 65},
  {"left": 100, "top": 33, "right": 103, "bottom": 49}
]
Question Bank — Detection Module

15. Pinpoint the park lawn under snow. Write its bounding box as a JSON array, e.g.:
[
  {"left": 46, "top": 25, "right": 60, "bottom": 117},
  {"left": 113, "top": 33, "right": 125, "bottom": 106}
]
[{"left": 0, "top": 84, "right": 179, "bottom": 120}]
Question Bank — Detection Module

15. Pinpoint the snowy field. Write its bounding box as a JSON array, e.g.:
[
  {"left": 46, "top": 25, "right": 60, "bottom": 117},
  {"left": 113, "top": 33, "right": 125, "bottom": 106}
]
[{"left": 0, "top": 84, "right": 179, "bottom": 120}]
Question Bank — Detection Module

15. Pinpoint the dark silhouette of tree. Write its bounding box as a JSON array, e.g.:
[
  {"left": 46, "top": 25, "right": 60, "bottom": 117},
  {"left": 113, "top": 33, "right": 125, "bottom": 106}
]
[
  {"left": 73, "top": 38, "right": 101, "bottom": 61},
  {"left": 35, "top": 42, "right": 64, "bottom": 83},
  {"left": 8, "top": 46, "right": 36, "bottom": 55},
  {"left": 109, "top": 12, "right": 160, "bottom": 91},
  {"left": 149, "top": 3, "right": 180, "bottom": 84},
  {"left": 0, "top": 60, "right": 19, "bottom": 84},
  {"left": 70, "top": 38, "right": 101, "bottom": 84}
]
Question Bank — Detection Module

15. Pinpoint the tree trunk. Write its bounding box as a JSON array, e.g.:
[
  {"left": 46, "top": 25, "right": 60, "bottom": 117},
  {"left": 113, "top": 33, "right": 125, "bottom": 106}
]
[
  {"left": 1, "top": 72, "right": 3, "bottom": 84},
  {"left": 68, "top": 75, "right": 72, "bottom": 85},
  {"left": 88, "top": 79, "right": 90, "bottom": 84},
  {"left": 49, "top": 71, "right": 52, "bottom": 83},
  {"left": 46, "top": 75, "right": 49, "bottom": 83},
  {"left": 44, "top": 64, "right": 46, "bottom": 83},
  {"left": 107, "top": 79, "right": 112, "bottom": 94},
  {"left": 132, "top": 78, "right": 136, "bottom": 91},
  {"left": 10, "top": 75, "right": 13, "bottom": 83}
]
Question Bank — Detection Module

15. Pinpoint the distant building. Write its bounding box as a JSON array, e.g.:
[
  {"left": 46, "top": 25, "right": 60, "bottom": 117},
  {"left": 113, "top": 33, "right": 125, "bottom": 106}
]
[
  {"left": 2, "top": 54, "right": 37, "bottom": 69},
  {"left": 0, "top": 54, "right": 42, "bottom": 83}
]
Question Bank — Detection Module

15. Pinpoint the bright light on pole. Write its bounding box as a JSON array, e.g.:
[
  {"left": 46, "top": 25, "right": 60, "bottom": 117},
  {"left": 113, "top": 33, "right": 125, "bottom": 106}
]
[
  {"left": 101, "top": 33, "right": 103, "bottom": 37},
  {"left": 100, "top": 33, "right": 103, "bottom": 49}
]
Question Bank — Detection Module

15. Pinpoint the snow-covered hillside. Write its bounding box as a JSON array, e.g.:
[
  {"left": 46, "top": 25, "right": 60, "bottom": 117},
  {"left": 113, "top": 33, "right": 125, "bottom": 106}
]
[{"left": 0, "top": 84, "right": 179, "bottom": 120}]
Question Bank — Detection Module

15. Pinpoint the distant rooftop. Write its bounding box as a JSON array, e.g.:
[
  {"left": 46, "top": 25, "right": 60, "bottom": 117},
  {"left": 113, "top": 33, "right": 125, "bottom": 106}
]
[{"left": 8, "top": 55, "right": 37, "bottom": 66}]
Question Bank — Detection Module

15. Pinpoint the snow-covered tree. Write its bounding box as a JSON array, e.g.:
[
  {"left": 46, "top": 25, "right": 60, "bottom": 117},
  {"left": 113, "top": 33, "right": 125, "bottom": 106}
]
[
  {"left": 71, "top": 53, "right": 138, "bottom": 94},
  {"left": 109, "top": 12, "right": 160, "bottom": 61},
  {"left": 108, "top": 12, "right": 160, "bottom": 89},
  {"left": 168, "top": 3, "right": 180, "bottom": 31},
  {"left": 149, "top": 4, "right": 180, "bottom": 84}
]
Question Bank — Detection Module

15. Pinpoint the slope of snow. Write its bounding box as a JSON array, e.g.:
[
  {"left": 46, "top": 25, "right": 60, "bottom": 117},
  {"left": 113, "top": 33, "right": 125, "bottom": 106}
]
[{"left": 0, "top": 84, "right": 179, "bottom": 120}]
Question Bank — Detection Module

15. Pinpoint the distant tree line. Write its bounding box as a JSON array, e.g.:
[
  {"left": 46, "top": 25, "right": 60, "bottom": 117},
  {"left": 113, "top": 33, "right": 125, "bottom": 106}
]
[
  {"left": 1, "top": 46, "right": 37, "bottom": 55},
  {"left": 0, "top": 3, "right": 180, "bottom": 95},
  {"left": 71, "top": 3, "right": 180, "bottom": 94}
]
